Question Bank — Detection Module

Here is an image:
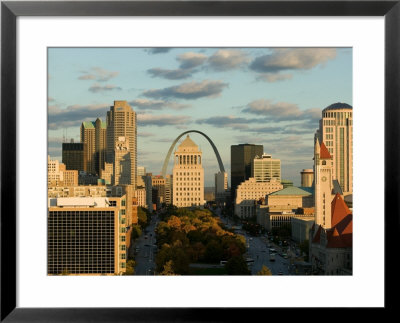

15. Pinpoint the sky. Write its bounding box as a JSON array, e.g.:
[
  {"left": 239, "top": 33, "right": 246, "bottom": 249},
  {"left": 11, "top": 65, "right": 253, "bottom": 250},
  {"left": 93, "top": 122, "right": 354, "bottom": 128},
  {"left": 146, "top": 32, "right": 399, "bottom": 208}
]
[{"left": 48, "top": 47, "right": 352, "bottom": 186}]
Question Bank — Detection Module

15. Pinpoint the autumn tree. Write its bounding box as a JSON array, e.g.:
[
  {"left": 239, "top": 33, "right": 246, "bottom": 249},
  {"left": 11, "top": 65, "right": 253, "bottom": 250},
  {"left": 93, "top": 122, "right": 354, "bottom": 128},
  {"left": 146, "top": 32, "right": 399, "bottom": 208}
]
[{"left": 257, "top": 265, "right": 272, "bottom": 276}]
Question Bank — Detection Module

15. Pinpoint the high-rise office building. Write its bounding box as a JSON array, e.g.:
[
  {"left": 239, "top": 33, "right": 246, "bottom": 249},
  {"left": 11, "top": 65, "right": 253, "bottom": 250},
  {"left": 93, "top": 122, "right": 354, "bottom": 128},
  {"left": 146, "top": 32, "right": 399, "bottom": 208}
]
[
  {"left": 62, "top": 142, "right": 86, "bottom": 172},
  {"left": 106, "top": 101, "right": 137, "bottom": 188},
  {"left": 251, "top": 153, "right": 281, "bottom": 183},
  {"left": 173, "top": 135, "right": 204, "bottom": 207},
  {"left": 48, "top": 196, "right": 128, "bottom": 275},
  {"left": 231, "top": 143, "right": 263, "bottom": 199},
  {"left": 113, "top": 136, "right": 131, "bottom": 185},
  {"left": 316, "top": 103, "right": 353, "bottom": 194},
  {"left": 80, "top": 118, "right": 106, "bottom": 175}
]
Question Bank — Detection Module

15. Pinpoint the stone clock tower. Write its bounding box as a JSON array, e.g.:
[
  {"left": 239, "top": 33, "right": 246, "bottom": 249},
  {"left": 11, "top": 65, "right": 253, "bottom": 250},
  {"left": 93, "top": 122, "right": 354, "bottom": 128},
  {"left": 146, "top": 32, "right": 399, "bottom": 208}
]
[{"left": 314, "top": 139, "right": 334, "bottom": 228}]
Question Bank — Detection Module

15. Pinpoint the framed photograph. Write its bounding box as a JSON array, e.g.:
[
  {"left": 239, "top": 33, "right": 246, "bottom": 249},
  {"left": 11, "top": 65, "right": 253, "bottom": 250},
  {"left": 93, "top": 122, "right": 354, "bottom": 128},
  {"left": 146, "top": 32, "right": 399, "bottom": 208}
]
[{"left": 1, "top": 0, "right": 398, "bottom": 320}]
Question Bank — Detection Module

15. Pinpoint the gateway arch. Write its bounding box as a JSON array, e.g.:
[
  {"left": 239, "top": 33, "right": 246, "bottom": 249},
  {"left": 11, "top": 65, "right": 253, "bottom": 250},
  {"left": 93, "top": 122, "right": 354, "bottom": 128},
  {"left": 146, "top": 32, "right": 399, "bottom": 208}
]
[{"left": 161, "top": 130, "right": 225, "bottom": 177}]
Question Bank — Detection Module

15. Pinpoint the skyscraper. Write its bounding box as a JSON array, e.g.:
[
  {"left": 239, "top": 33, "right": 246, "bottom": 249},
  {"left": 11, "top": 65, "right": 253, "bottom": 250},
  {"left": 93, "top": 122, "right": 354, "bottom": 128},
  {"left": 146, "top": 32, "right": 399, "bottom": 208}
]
[
  {"left": 173, "top": 135, "right": 204, "bottom": 207},
  {"left": 106, "top": 101, "right": 137, "bottom": 188},
  {"left": 316, "top": 103, "right": 353, "bottom": 194},
  {"left": 80, "top": 118, "right": 106, "bottom": 175},
  {"left": 251, "top": 153, "right": 281, "bottom": 183},
  {"left": 113, "top": 136, "right": 131, "bottom": 185},
  {"left": 230, "top": 144, "right": 263, "bottom": 199},
  {"left": 62, "top": 142, "right": 86, "bottom": 172}
]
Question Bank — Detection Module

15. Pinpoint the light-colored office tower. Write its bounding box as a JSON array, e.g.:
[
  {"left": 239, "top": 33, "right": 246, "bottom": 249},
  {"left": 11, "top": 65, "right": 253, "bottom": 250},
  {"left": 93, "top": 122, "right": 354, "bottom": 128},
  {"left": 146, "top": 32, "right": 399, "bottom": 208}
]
[
  {"left": 165, "top": 174, "right": 173, "bottom": 205},
  {"left": 314, "top": 139, "right": 334, "bottom": 229},
  {"left": 316, "top": 103, "right": 353, "bottom": 194},
  {"left": 113, "top": 136, "right": 131, "bottom": 185},
  {"left": 301, "top": 169, "right": 314, "bottom": 187},
  {"left": 48, "top": 196, "right": 128, "bottom": 275},
  {"left": 215, "top": 171, "right": 228, "bottom": 204},
  {"left": 137, "top": 166, "right": 146, "bottom": 177},
  {"left": 173, "top": 135, "right": 204, "bottom": 207},
  {"left": 251, "top": 153, "right": 281, "bottom": 183},
  {"left": 106, "top": 101, "right": 137, "bottom": 188},
  {"left": 234, "top": 178, "right": 283, "bottom": 218}
]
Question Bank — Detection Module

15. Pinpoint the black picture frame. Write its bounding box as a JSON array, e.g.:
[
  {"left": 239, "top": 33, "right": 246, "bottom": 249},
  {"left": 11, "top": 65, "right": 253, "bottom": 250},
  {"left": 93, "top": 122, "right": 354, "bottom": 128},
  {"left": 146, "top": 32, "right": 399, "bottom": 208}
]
[{"left": 1, "top": 1, "right": 398, "bottom": 321}]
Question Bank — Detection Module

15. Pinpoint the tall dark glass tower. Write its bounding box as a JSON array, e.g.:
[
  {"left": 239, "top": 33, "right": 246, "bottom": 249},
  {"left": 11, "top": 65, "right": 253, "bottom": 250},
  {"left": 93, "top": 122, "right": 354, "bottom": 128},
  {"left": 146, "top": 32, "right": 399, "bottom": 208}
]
[{"left": 230, "top": 144, "right": 263, "bottom": 200}]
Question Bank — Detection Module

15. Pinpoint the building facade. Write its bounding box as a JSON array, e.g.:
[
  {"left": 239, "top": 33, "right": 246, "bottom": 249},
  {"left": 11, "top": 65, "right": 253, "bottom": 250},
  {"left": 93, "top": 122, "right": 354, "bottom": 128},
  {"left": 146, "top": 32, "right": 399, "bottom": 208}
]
[
  {"left": 80, "top": 118, "right": 106, "bottom": 175},
  {"left": 301, "top": 169, "right": 314, "bottom": 187},
  {"left": 106, "top": 101, "right": 137, "bottom": 187},
  {"left": 62, "top": 142, "right": 86, "bottom": 172},
  {"left": 235, "top": 178, "right": 283, "bottom": 218},
  {"left": 231, "top": 144, "right": 263, "bottom": 200},
  {"left": 251, "top": 153, "right": 281, "bottom": 183},
  {"left": 215, "top": 171, "right": 228, "bottom": 205},
  {"left": 48, "top": 155, "right": 78, "bottom": 187},
  {"left": 310, "top": 193, "right": 353, "bottom": 275},
  {"left": 316, "top": 103, "right": 353, "bottom": 194},
  {"left": 314, "top": 139, "right": 334, "bottom": 229},
  {"left": 113, "top": 136, "right": 131, "bottom": 185},
  {"left": 172, "top": 135, "right": 204, "bottom": 207},
  {"left": 48, "top": 196, "right": 128, "bottom": 275}
]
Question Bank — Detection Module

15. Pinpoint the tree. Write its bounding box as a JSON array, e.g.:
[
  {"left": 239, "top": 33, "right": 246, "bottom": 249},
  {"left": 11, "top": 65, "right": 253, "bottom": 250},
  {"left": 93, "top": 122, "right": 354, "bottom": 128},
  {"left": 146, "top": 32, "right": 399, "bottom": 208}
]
[
  {"left": 257, "top": 265, "right": 272, "bottom": 275},
  {"left": 299, "top": 239, "right": 309, "bottom": 261},
  {"left": 131, "top": 225, "right": 142, "bottom": 240},
  {"left": 125, "top": 259, "right": 135, "bottom": 275},
  {"left": 225, "top": 256, "right": 250, "bottom": 275},
  {"left": 159, "top": 260, "right": 178, "bottom": 275}
]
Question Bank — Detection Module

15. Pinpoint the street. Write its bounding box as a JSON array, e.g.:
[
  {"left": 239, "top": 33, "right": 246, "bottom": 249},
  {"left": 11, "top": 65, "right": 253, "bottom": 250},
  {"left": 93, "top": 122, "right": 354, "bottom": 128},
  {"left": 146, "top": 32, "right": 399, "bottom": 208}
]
[
  {"left": 132, "top": 213, "right": 159, "bottom": 275},
  {"left": 215, "top": 208, "right": 291, "bottom": 275}
]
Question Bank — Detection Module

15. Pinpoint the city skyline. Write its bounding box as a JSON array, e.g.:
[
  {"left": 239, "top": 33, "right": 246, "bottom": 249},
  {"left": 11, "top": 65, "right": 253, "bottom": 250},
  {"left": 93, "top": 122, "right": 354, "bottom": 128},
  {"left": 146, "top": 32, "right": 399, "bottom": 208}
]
[{"left": 48, "top": 47, "right": 352, "bottom": 186}]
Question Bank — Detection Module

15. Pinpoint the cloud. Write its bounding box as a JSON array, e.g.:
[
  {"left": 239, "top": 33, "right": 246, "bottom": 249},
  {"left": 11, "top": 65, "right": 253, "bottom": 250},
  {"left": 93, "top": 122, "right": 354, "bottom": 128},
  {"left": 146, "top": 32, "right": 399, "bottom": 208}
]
[
  {"left": 79, "top": 67, "right": 119, "bottom": 82},
  {"left": 137, "top": 113, "right": 191, "bottom": 127},
  {"left": 208, "top": 49, "right": 249, "bottom": 71},
  {"left": 138, "top": 131, "right": 155, "bottom": 137},
  {"left": 256, "top": 73, "right": 293, "bottom": 83},
  {"left": 196, "top": 115, "right": 263, "bottom": 129},
  {"left": 146, "top": 48, "right": 172, "bottom": 54},
  {"left": 48, "top": 103, "right": 110, "bottom": 130},
  {"left": 242, "top": 99, "right": 321, "bottom": 123},
  {"left": 88, "top": 84, "right": 122, "bottom": 93},
  {"left": 147, "top": 52, "right": 207, "bottom": 80},
  {"left": 147, "top": 68, "right": 193, "bottom": 80},
  {"left": 177, "top": 52, "right": 207, "bottom": 69},
  {"left": 143, "top": 80, "right": 228, "bottom": 100},
  {"left": 129, "top": 98, "right": 190, "bottom": 110},
  {"left": 250, "top": 48, "right": 337, "bottom": 74}
]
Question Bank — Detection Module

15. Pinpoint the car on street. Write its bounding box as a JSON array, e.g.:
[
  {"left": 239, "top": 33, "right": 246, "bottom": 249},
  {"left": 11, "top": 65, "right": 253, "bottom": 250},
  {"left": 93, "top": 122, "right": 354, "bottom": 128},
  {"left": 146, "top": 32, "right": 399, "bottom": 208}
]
[{"left": 278, "top": 271, "right": 283, "bottom": 275}]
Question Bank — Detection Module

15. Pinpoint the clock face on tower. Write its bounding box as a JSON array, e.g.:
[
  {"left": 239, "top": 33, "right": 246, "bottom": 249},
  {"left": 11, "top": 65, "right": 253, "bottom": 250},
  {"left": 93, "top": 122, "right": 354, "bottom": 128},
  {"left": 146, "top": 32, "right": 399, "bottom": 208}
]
[{"left": 321, "top": 176, "right": 327, "bottom": 182}]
